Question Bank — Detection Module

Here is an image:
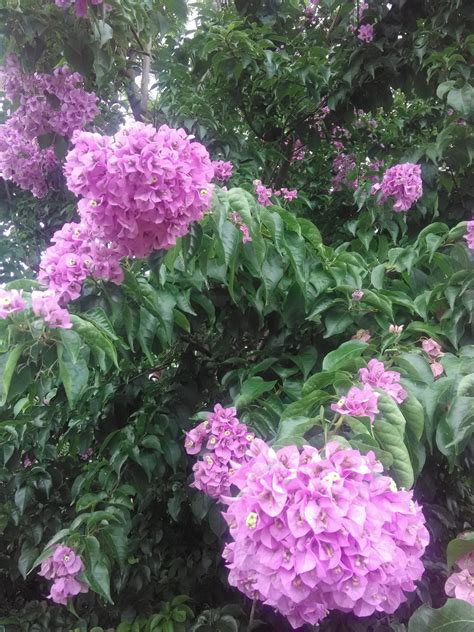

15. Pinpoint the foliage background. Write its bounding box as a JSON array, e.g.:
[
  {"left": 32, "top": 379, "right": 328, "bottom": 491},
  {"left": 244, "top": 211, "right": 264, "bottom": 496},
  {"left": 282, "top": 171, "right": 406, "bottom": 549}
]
[{"left": 0, "top": 1, "right": 473, "bottom": 630}]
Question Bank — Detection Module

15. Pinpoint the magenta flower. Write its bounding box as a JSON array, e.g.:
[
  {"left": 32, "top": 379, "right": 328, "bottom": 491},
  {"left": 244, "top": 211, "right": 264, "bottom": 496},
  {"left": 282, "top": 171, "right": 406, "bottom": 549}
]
[
  {"left": 280, "top": 188, "right": 298, "bottom": 202},
  {"left": 51, "top": 545, "right": 84, "bottom": 577},
  {"left": 185, "top": 404, "right": 257, "bottom": 499},
  {"left": 331, "top": 153, "right": 358, "bottom": 191},
  {"left": 65, "top": 123, "right": 214, "bottom": 258},
  {"left": 239, "top": 224, "right": 252, "bottom": 243},
  {"left": 253, "top": 179, "right": 273, "bottom": 207},
  {"left": 464, "top": 220, "right": 474, "bottom": 250},
  {"left": 39, "top": 544, "right": 86, "bottom": 596},
  {"left": 0, "top": 288, "right": 26, "bottom": 318},
  {"left": 55, "top": 0, "right": 104, "bottom": 18},
  {"left": 38, "top": 221, "right": 123, "bottom": 305},
  {"left": 31, "top": 291, "right": 72, "bottom": 330},
  {"left": 331, "top": 385, "right": 379, "bottom": 422},
  {"left": 222, "top": 442, "right": 429, "bottom": 629},
  {"left": 359, "top": 359, "right": 407, "bottom": 404},
  {"left": 421, "top": 338, "right": 443, "bottom": 360},
  {"left": 0, "top": 56, "right": 97, "bottom": 197},
  {"left": 371, "top": 163, "right": 422, "bottom": 212},
  {"left": 351, "top": 289, "right": 364, "bottom": 301},
  {"left": 358, "top": 24, "right": 374, "bottom": 43},
  {"left": 229, "top": 212, "right": 252, "bottom": 243},
  {"left": 48, "top": 576, "right": 89, "bottom": 605},
  {"left": 212, "top": 160, "right": 233, "bottom": 183},
  {"left": 445, "top": 552, "right": 474, "bottom": 605},
  {"left": 430, "top": 362, "right": 444, "bottom": 379}
]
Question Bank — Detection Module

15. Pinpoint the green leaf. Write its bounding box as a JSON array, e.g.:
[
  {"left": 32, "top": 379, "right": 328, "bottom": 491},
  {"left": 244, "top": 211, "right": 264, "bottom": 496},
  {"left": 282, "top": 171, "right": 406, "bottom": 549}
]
[
  {"left": 373, "top": 393, "right": 414, "bottom": 489},
  {"left": 273, "top": 416, "right": 319, "bottom": 448},
  {"left": 447, "top": 84, "right": 474, "bottom": 119},
  {"left": 400, "top": 393, "right": 424, "bottom": 441},
  {"left": 436, "top": 396, "right": 474, "bottom": 458},
  {"left": 396, "top": 353, "right": 434, "bottom": 385},
  {"left": 281, "top": 390, "right": 330, "bottom": 421},
  {"left": 82, "top": 536, "right": 113, "bottom": 604},
  {"left": 408, "top": 599, "right": 474, "bottom": 632},
  {"left": 234, "top": 377, "right": 277, "bottom": 408},
  {"left": 57, "top": 333, "right": 89, "bottom": 407},
  {"left": 71, "top": 315, "right": 118, "bottom": 368},
  {"left": 99, "top": 526, "right": 128, "bottom": 571},
  {"left": 0, "top": 345, "right": 24, "bottom": 406},
  {"left": 322, "top": 341, "right": 368, "bottom": 372},
  {"left": 371, "top": 264, "right": 385, "bottom": 290},
  {"left": 447, "top": 532, "right": 474, "bottom": 569},
  {"left": 18, "top": 541, "right": 39, "bottom": 579},
  {"left": 302, "top": 370, "right": 352, "bottom": 396}
]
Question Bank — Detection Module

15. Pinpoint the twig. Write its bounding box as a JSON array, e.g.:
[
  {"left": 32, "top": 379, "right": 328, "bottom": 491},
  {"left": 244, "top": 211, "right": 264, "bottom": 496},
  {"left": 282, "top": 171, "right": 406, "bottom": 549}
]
[
  {"left": 248, "top": 598, "right": 257, "bottom": 631},
  {"left": 140, "top": 38, "right": 152, "bottom": 113}
]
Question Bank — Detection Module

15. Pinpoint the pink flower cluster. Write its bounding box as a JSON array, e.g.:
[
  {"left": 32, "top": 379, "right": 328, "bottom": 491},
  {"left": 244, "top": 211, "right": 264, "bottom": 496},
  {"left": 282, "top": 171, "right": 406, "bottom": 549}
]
[
  {"left": 253, "top": 180, "right": 298, "bottom": 206},
  {"left": 1, "top": 59, "right": 98, "bottom": 139},
  {"left": 32, "top": 290, "right": 72, "bottom": 329},
  {"left": 421, "top": 338, "right": 444, "bottom": 380},
  {"left": 371, "top": 163, "right": 423, "bottom": 212},
  {"left": 331, "top": 385, "right": 379, "bottom": 423},
  {"left": 331, "top": 359, "right": 406, "bottom": 422},
  {"left": 445, "top": 551, "right": 474, "bottom": 605},
  {"left": 359, "top": 359, "right": 407, "bottom": 404},
  {"left": 222, "top": 442, "right": 429, "bottom": 629},
  {"left": 0, "top": 125, "right": 57, "bottom": 197},
  {"left": 212, "top": 160, "right": 233, "bottom": 183},
  {"left": 38, "top": 221, "right": 123, "bottom": 305},
  {"left": 230, "top": 213, "right": 252, "bottom": 243},
  {"left": 39, "top": 545, "right": 89, "bottom": 605},
  {"left": 184, "top": 404, "right": 256, "bottom": 499},
  {"left": 0, "top": 55, "right": 98, "bottom": 196},
  {"left": 253, "top": 179, "right": 273, "bottom": 207},
  {"left": 332, "top": 153, "right": 358, "bottom": 191},
  {"left": 465, "top": 219, "right": 474, "bottom": 250},
  {"left": 0, "top": 288, "right": 26, "bottom": 319},
  {"left": 358, "top": 24, "right": 374, "bottom": 43},
  {"left": 291, "top": 139, "right": 306, "bottom": 162},
  {"left": 65, "top": 123, "right": 214, "bottom": 258},
  {"left": 55, "top": 0, "right": 104, "bottom": 18}
]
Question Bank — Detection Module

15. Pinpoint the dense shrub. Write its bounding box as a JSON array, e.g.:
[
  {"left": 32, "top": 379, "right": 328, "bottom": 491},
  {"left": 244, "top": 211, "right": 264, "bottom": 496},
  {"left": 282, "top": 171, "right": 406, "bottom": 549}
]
[{"left": 0, "top": 1, "right": 473, "bottom": 631}]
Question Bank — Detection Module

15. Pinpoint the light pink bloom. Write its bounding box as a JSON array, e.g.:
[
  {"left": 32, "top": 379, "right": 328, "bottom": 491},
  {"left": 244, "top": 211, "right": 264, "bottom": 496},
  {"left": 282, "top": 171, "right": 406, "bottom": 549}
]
[
  {"left": 359, "top": 359, "right": 407, "bottom": 404},
  {"left": 221, "top": 442, "right": 429, "bottom": 629},
  {"left": 48, "top": 576, "right": 89, "bottom": 605},
  {"left": 431, "top": 362, "right": 444, "bottom": 379},
  {"left": 185, "top": 404, "right": 257, "bottom": 499},
  {"left": 31, "top": 290, "right": 72, "bottom": 329},
  {"left": 65, "top": 123, "right": 214, "bottom": 259},
  {"left": 280, "top": 188, "right": 298, "bottom": 201},
  {"left": 331, "top": 384, "right": 379, "bottom": 422},
  {"left": 253, "top": 179, "right": 273, "bottom": 207},
  {"left": 351, "top": 289, "right": 364, "bottom": 301},
  {"left": 240, "top": 224, "right": 252, "bottom": 243},
  {"left": 389, "top": 324, "right": 404, "bottom": 334},
  {"left": 212, "top": 160, "right": 233, "bottom": 183},
  {"left": 352, "top": 329, "right": 371, "bottom": 343},
  {"left": 445, "top": 552, "right": 474, "bottom": 605},
  {"left": 358, "top": 24, "right": 374, "bottom": 43},
  {"left": 465, "top": 220, "right": 474, "bottom": 250},
  {"left": 0, "top": 288, "right": 26, "bottom": 318},
  {"left": 371, "top": 163, "right": 422, "bottom": 212},
  {"left": 421, "top": 338, "right": 443, "bottom": 360}
]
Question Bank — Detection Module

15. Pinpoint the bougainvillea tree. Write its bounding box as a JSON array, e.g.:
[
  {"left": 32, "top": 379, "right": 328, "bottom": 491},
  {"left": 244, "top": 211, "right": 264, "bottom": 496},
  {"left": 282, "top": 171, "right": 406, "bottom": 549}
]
[{"left": 0, "top": 1, "right": 473, "bottom": 631}]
